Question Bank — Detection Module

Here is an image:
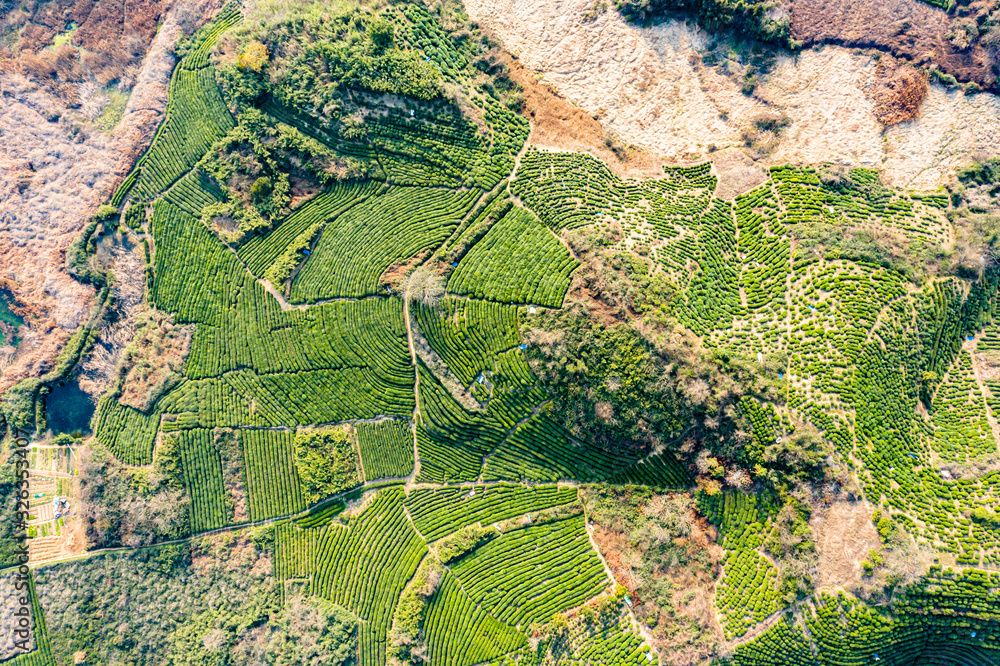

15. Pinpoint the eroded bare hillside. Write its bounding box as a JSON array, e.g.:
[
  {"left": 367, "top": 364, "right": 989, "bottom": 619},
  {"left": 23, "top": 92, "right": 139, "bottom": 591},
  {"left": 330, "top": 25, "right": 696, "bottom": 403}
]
[
  {"left": 0, "top": 0, "right": 220, "bottom": 393},
  {"left": 465, "top": 0, "right": 1000, "bottom": 191}
]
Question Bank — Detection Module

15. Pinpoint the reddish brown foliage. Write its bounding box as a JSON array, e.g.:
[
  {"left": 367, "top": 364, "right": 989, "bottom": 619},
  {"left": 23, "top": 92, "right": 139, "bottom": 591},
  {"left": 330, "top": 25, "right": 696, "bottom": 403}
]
[
  {"left": 11, "top": 0, "right": 167, "bottom": 93},
  {"left": 790, "top": 0, "right": 998, "bottom": 90},
  {"left": 863, "top": 56, "right": 930, "bottom": 126}
]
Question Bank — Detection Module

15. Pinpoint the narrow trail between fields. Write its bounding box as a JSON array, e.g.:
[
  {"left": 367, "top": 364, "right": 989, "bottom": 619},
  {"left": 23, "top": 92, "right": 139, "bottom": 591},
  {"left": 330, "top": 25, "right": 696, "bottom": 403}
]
[
  {"left": 476, "top": 400, "right": 550, "bottom": 483},
  {"left": 402, "top": 292, "right": 423, "bottom": 487}
]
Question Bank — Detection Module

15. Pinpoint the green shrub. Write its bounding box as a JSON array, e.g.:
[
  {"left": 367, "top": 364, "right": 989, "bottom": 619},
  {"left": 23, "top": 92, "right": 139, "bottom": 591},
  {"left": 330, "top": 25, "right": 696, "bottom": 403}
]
[{"left": 293, "top": 428, "right": 360, "bottom": 505}]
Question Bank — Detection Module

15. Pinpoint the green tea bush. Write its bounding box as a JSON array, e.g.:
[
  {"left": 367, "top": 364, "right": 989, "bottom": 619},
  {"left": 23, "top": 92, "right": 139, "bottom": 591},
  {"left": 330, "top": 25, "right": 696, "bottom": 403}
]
[{"left": 356, "top": 421, "right": 414, "bottom": 480}]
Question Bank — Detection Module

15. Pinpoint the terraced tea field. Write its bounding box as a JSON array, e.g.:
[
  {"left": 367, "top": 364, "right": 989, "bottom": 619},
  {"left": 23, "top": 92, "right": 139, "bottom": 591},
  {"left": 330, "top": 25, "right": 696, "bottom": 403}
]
[{"left": 5, "top": 1, "right": 1000, "bottom": 665}]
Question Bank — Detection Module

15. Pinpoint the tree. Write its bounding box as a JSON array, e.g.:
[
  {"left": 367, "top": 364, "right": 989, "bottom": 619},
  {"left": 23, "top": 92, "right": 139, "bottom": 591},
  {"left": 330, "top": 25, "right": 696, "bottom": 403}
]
[
  {"left": 250, "top": 176, "right": 273, "bottom": 202},
  {"left": 238, "top": 41, "right": 269, "bottom": 73},
  {"left": 387, "top": 559, "right": 441, "bottom": 664},
  {"left": 406, "top": 267, "right": 445, "bottom": 307},
  {"left": 368, "top": 19, "right": 395, "bottom": 54},
  {"left": 293, "top": 428, "right": 359, "bottom": 504}
]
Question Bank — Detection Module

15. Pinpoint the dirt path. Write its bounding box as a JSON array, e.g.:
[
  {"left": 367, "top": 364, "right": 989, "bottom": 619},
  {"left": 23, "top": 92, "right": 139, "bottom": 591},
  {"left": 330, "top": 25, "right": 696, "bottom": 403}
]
[
  {"left": 402, "top": 294, "right": 423, "bottom": 487},
  {"left": 16, "top": 476, "right": 573, "bottom": 570}
]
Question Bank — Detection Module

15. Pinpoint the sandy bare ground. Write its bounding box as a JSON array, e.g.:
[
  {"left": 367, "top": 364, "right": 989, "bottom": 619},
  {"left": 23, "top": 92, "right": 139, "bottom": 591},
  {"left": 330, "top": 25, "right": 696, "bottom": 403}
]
[
  {"left": 0, "top": 0, "right": 220, "bottom": 395},
  {"left": 464, "top": 0, "right": 1000, "bottom": 190},
  {"left": 810, "top": 500, "right": 881, "bottom": 589}
]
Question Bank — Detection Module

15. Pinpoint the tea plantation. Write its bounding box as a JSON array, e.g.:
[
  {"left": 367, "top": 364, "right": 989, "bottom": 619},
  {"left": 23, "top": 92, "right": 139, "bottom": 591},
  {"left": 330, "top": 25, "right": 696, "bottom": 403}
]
[{"left": 6, "top": 0, "right": 1000, "bottom": 665}]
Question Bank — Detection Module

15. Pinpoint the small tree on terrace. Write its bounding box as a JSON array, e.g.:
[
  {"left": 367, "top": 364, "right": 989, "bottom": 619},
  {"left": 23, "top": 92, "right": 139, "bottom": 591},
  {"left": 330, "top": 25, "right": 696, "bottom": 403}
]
[
  {"left": 238, "top": 41, "right": 269, "bottom": 73},
  {"left": 406, "top": 267, "right": 444, "bottom": 307}
]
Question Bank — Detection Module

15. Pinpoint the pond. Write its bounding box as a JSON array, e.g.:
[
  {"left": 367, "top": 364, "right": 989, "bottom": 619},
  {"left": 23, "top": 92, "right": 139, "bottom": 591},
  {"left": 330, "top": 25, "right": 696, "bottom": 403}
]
[
  {"left": 44, "top": 381, "right": 95, "bottom": 436},
  {"left": 0, "top": 292, "right": 23, "bottom": 346}
]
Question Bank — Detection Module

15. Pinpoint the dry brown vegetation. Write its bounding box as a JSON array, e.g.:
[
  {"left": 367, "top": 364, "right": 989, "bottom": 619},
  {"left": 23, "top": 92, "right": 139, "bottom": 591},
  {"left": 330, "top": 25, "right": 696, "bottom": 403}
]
[
  {"left": 862, "top": 55, "right": 930, "bottom": 127},
  {"left": 466, "top": 0, "right": 1000, "bottom": 191},
  {"left": 117, "top": 308, "right": 192, "bottom": 411},
  {"left": 8, "top": 0, "right": 194, "bottom": 100},
  {"left": 583, "top": 487, "right": 723, "bottom": 664},
  {"left": 191, "top": 529, "right": 273, "bottom": 578},
  {"left": 709, "top": 147, "right": 769, "bottom": 200},
  {"left": 810, "top": 500, "right": 881, "bottom": 590},
  {"left": 789, "top": 0, "right": 999, "bottom": 90},
  {"left": 380, "top": 250, "right": 431, "bottom": 294},
  {"left": 0, "top": 0, "right": 219, "bottom": 398}
]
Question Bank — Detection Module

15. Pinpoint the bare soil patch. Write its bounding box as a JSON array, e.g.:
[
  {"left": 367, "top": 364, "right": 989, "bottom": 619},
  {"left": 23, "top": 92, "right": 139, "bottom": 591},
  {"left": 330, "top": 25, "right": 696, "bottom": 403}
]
[
  {"left": 810, "top": 499, "right": 880, "bottom": 589},
  {"left": 505, "top": 55, "right": 666, "bottom": 179},
  {"left": 710, "top": 147, "right": 769, "bottom": 200}
]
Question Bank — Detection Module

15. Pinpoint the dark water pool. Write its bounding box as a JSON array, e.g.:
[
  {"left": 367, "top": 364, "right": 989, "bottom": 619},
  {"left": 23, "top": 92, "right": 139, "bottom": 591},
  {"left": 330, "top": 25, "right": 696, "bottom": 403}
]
[
  {"left": 0, "top": 292, "right": 23, "bottom": 346},
  {"left": 44, "top": 381, "right": 95, "bottom": 435}
]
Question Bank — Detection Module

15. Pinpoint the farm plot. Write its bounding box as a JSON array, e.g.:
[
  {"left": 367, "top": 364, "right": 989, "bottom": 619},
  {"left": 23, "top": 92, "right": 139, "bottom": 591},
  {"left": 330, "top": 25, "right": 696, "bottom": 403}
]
[
  {"left": 149, "top": 200, "right": 247, "bottom": 326},
  {"left": 185, "top": 297, "right": 413, "bottom": 382},
  {"left": 367, "top": 104, "right": 498, "bottom": 189},
  {"left": 423, "top": 572, "right": 527, "bottom": 666},
  {"left": 481, "top": 414, "right": 638, "bottom": 483},
  {"left": 405, "top": 484, "right": 578, "bottom": 542},
  {"left": 157, "top": 377, "right": 268, "bottom": 432},
  {"left": 92, "top": 395, "right": 161, "bottom": 465},
  {"left": 446, "top": 206, "right": 579, "bottom": 308},
  {"left": 173, "top": 429, "right": 230, "bottom": 533},
  {"left": 131, "top": 67, "right": 235, "bottom": 201},
  {"left": 161, "top": 169, "right": 225, "bottom": 217},
  {"left": 273, "top": 520, "right": 319, "bottom": 581},
  {"left": 311, "top": 488, "right": 427, "bottom": 666},
  {"left": 483, "top": 613, "right": 660, "bottom": 666},
  {"left": 153, "top": 200, "right": 413, "bottom": 380},
  {"left": 415, "top": 298, "right": 519, "bottom": 386},
  {"left": 449, "top": 514, "right": 607, "bottom": 629},
  {"left": 415, "top": 363, "right": 506, "bottom": 483},
  {"left": 927, "top": 350, "right": 996, "bottom": 462},
  {"left": 483, "top": 350, "right": 548, "bottom": 429},
  {"left": 223, "top": 368, "right": 414, "bottom": 427},
  {"left": 512, "top": 148, "right": 717, "bottom": 236},
  {"left": 241, "top": 430, "right": 307, "bottom": 521},
  {"left": 1, "top": 575, "right": 56, "bottom": 666},
  {"left": 237, "top": 180, "right": 383, "bottom": 280},
  {"left": 289, "top": 187, "right": 479, "bottom": 302},
  {"left": 177, "top": 2, "right": 242, "bottom": 71},
  {"left": 608, "top": 449, "right": 693, "bottom": 489},
  {"left": 117, "top": 4, "right": 239, "bottom": 203},
  {"left": 698, "top": 489, "right": 782, "bottom": 638},
  {"left": 152, "top": 366, "right": 414, "bottom": 434},
  {"left": 769, "top": 574, "right": 1000, "bottom": 666},
  {"left": 356, "top": 421, "right": 414, "bottom": 480}
]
